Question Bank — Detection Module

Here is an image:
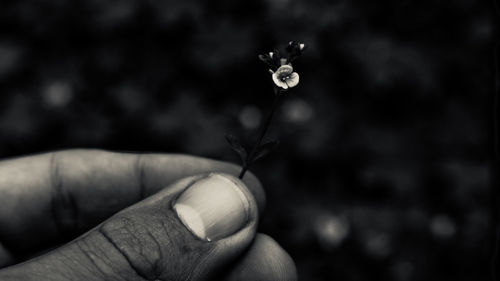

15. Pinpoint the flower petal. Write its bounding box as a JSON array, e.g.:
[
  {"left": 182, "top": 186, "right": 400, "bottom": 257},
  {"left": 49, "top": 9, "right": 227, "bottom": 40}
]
[
  {"left": 272, "top": 73, "right": 289, "bottom": 89},
  {"left": 275, "top": 64, "right": 293, "bottom": 75},
  {"left": 286, "top": 72, "right": 300, "bottom": 88}
]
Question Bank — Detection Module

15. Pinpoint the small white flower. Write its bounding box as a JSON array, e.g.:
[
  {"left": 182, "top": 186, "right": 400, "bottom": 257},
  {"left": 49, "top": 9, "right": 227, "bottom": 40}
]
[
  {"left": 272, "top": 64, "right": 299, "bottom": 89},
  {"left": 269, "top": 52, "right": 274, "bottom": 58},
  {"left": 299, "top": 43, "right": 305, "bottom": 50}
]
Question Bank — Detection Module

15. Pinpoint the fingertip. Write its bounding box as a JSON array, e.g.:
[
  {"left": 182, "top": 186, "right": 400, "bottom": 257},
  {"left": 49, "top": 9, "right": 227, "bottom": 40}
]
[
  {"left": 173, "top": 173, "right": 257, "bottom": 242},
  {"left": 238, "top": 171, "right": 266, "bottom": 216},
  {"left": 256, "top": 234, "right": 297, "bottom": 281},
  {"left": 223, "top": 233, "right": 298, "bottom": 281}
]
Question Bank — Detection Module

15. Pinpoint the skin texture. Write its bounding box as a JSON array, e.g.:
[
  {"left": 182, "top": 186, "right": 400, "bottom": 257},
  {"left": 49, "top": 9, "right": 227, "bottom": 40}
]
[{"left": 0, "top": 149, "right": 297, "bottom": 281}]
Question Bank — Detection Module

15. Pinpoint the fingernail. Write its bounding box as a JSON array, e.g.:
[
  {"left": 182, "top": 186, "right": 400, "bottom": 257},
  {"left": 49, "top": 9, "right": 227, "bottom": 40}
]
[{"left": 173, "top": 174, "right": 250, "bottom": 241}]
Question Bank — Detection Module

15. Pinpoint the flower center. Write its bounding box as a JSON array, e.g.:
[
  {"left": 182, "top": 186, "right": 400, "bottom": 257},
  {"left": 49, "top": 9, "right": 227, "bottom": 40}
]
[{"left": 279, "top": 74, "right": 291, "bottom": 81}]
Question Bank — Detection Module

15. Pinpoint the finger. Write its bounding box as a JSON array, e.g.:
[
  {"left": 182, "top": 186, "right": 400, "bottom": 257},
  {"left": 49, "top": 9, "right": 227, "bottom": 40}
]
[
  {"left": 0, "top": 173, "right": 260, "bottom": 281},
  {"left": 224, "top": 234, "right": 297, "bottom": 281},
  {"left": 0, "top": 149, "right": 265, "bottom": 258}
]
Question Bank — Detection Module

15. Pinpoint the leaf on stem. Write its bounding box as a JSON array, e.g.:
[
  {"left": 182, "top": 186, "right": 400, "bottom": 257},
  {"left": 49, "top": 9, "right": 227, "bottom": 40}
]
[
  {"left": 258, "top": 54, "right": 275, "bottom": 69},
  {"left": 252, "top": 140, "right": 280, "bottom": 163},
  {"left": 225, "top": 134, "right": 248, "bottom": 164}
]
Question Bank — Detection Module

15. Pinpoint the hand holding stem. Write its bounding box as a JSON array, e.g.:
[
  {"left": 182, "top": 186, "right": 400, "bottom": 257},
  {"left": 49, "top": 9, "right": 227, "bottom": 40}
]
[{"left": 226, "top": 41, "right": 306, "bottom": 179}]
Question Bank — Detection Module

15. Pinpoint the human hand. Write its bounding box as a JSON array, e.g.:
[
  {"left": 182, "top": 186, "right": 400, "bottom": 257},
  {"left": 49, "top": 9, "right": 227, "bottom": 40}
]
[{"left": 0, "top": 150, "right": 297, "bottom": 280}]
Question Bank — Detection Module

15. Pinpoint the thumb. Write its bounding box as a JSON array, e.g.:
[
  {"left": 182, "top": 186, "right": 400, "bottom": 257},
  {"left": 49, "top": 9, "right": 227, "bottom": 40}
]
[{"left": 0, "top": 173, "right": 259, "bottom": 281}]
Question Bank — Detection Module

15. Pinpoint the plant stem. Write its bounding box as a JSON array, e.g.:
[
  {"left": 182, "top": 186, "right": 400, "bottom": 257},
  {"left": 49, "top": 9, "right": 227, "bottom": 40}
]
[{"left": 239, "top": 93, "right": 281, "bottom": 179}]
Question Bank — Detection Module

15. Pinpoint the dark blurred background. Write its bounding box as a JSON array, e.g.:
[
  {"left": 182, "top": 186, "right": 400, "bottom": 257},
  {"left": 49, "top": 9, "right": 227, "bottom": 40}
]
[{"left": 0, "top": 0, "right": 495, "bottom": 280}]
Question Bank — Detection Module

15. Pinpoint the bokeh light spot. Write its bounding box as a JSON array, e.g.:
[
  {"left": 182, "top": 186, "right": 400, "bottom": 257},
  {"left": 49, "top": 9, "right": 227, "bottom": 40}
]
[
  {"left": 239, "top": 105, "right": 262, "bottom": 129},
  {"left": 43, "top": 81, "right": 73, "bottom": 108},
  {"left": 430, "top": 214, "right": 456, "bottom": 239},
  {"left": 365, "top": 231, "right": 392, "bottom": 258},
  {"left": 314, "top": 213, "right": 350, "bottom": 249},
  {"left": 283, "top": 99, "right": 314, "bottom": 124}
]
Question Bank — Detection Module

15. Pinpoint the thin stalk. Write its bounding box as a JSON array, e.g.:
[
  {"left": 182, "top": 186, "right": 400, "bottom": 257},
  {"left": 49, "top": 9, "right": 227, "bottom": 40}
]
[{"left": 239, "top": 94, "right": 281, "bottom": 178}]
